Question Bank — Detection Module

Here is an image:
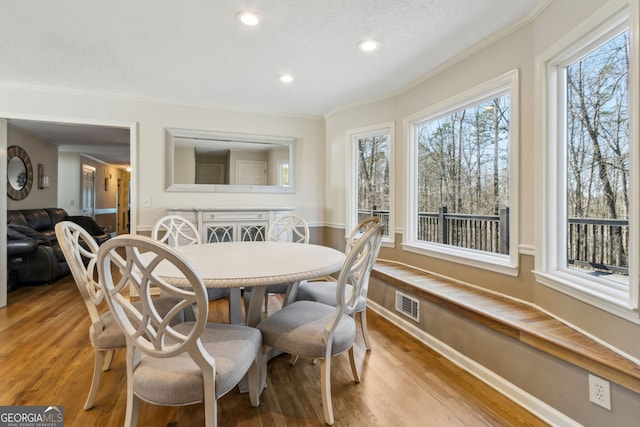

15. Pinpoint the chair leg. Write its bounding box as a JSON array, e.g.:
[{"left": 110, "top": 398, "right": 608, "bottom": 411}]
[
  {"left": 124, "top": 389, "right": 139, "bottom": 427},
  {"left": 320, "top": 358, "right": 334, "bottom": 425},
  {"left": 248, "top": 357, "right": 262, "bottom": 407},
  {"left": 359, "top": 310, "right": 372, "bottom": 352},
  {"left": 102, "top": 349, "right": 115, "bottom": 370},
  {"left": 202, "top": 369, "right": 217, "bottom": 427},
  {"left": 259, "top": 347, "right": 270, "bottom": 395},
  {"left": 289, "top": 354, "right": 299, "bottom": 366},
  {"left": 348, "top": 347, "right": 360, "bottom": 383},
  {"left": 263, "top": 292, "right": 269, "bottom": 313},
  {"left": 85, "top": 348, "right": 105, "bottom": 409}
]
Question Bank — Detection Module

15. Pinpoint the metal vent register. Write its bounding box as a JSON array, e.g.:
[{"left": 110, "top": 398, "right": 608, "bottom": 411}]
[{"left": 395, "top": 291, "right": 419, "bottom": 322}]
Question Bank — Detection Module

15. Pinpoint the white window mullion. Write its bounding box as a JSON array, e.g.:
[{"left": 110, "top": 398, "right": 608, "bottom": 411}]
[
  {"left": 346, "top": 122, "right": 395, "bottom": 246},
  {"left": 536, "top": 0, "right": 639, "bottom": 321},
  {"left": 628, "top": 0, "right": 640, "bottom": 309},
  {"left": 404, "top": 70, "right": 519, "bottom": 276}
]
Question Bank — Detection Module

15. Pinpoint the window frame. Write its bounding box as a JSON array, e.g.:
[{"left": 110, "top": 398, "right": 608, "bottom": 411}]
[
  {"left": 346, "top": 121, "right": 395, "bottom": 247},
  {"left": 404, "top": 69, "right": 520, "bottom": 276},
  {"left": 534, "top": 0, "right": 640, "bottom": 321}
]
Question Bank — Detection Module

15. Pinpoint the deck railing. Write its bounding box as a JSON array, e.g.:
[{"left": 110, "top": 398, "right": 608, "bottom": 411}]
[
  {"left": 358, "top": 208, "right": 629, "bottom": 276},
  {"left": 567, "top": 218, "right": 629, "bottom": 275}
]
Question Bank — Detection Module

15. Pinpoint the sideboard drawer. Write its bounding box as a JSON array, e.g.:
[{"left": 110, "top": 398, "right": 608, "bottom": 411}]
[{"left": 203, "top": 211, "right": 268, "bottom": 221}]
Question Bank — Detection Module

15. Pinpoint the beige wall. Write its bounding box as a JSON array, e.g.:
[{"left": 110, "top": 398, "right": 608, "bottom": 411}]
[
  {"left": 174, "top": 145, "right": 196, "bottom": 184},
  {"left": 7, "top": 125, "right": 58, "bottom": 210},
  {"left": 323, "top": 0, "right": 639, "bottom": 424},
  {"left": 324, "top": 0, "right": 640, "bottom": 353},
  {"left": 0, "top": 89, "right": 326, "bottom": 230},
  {"left": 57, "top": 151, "right": 82, "bottom": 215}
]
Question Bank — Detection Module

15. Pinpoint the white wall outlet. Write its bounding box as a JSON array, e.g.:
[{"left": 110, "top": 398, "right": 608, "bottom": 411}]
[
  {"left": 142, "top": 195, "right": 151, "bottom": 208},
  {"left": 588, "top": 374, "right": 612, "bottom": 410}
]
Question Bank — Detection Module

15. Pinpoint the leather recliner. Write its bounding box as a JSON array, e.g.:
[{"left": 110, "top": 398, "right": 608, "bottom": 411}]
[{"left": 6, "top": 208, "right": 111, "bottom": 290}]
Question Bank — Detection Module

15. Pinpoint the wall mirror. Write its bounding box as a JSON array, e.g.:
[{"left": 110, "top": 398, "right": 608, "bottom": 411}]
[
  {"left": 165, "top": 128, "right": 296, "bottom": 193},
  {"left": 7, "top": 145, "right": 34, "bottom": 200}
]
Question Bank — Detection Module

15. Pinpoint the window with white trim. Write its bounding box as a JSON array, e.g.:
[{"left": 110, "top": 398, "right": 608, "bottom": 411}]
[
  {"left": 536, "top": 1, "right": 639, "bottom": 320},
  {"left": 405, "top": 70, "right": 519, "bottom": 276},
  {"left": 347, "top": 122, "right": 394, "bottom": 245}
]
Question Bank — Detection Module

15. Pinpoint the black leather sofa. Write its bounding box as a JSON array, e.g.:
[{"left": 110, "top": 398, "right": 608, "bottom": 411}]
[{"left": 7, "top": 208, "right": 111, "bottom": 291}]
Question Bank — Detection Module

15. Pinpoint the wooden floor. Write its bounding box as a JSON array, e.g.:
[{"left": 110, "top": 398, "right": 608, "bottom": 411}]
[{"left": 0, "top": 276, "right": 548, "bottom": 426}]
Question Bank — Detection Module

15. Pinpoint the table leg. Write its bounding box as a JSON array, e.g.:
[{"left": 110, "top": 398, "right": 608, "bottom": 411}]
[
  {"left": 245, "top": 285, "right": 267, "bottom": 327},
  {"left": 282, "top": 281, "right": 300, "bottom": 307},
  {"left": 227, "top": 286, "right": 275, "bottom": 326},
  {"left": 228, "top": 288, "right": 244, "bottom": 324}
]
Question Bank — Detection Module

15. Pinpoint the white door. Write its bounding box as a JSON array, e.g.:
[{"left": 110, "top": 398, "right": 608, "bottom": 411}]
[
  {"left": 81, "top": 165, "right": 96, "bottom": 218},
  {"left": 237, "top": 160, "right": 267, "bottom": 185}
]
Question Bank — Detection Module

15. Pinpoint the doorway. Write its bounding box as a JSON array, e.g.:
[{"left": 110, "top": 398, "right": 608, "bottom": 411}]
[
  {"left": 82, "top": 165, "right": 96, "bottom": 218},
  {"left": 1, "top": 116, "right": 136, "bottom": 308}
]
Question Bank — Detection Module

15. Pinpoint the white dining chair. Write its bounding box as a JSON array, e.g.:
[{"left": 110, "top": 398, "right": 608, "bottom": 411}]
[
  {"left": 295, "top": 216, "right": 381, "bottom": 351},
  {"left": 55, "top": 221, "right": 191, "bottom": 410},
  {"left": 256, "top": 223, "right": 384, "bottom": 425},
  {"left": 251, "top": 213, "right": 310, "bottom": 313},
  {"left": 152, "top": 214, "right": 201, "bottom": 247},
  {"left": 152, "top": 214, "right": 228, "bottom": 302},
  {"left": 97, "top": 234, "right": 262, "bottom": 427}
]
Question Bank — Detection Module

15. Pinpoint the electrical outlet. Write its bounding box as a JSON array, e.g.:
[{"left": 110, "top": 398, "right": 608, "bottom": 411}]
[{"left": 588, "top": 374, "right": 611, "bottom": 410}]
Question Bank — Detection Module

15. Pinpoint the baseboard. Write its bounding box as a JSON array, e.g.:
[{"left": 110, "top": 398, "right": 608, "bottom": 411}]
[{"left": 367, "top": 300, "right": 580, "bottom": 427}]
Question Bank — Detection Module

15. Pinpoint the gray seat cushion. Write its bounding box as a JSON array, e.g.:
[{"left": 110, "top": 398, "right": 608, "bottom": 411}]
[
  {"left": 296, "top": 281, "right": 366, "bottom": 312},
  {"left": 90, "top": 311, "right": 126, "bottom": 349},
  {"left": 132, "top": 322, "right": 261, "bottom": 405},
  {"left": 257, "top": 300, "right": 355, "bottom": 358}
]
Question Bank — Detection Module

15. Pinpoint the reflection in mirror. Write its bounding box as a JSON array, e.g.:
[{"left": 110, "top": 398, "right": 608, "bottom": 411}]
[
  {"left": 165, "top": 128, "right": 295, "bottom": 193},
  {"left": 7, "top": 145, "right": 33, "bottom": 200},
  {"left": 8, "top": 156, "right": 27, "bottom": 190}
]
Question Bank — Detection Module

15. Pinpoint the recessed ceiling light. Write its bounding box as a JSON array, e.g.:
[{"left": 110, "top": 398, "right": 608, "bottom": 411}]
[
  {"left": 237, "top": 11, "right": 259, "bottom": 26},
  {"left": 279, "top": 74, "right": 294, "bottom": 83},
  {"left": 358, "top": 39, "right": 380, "bottom": 52}
]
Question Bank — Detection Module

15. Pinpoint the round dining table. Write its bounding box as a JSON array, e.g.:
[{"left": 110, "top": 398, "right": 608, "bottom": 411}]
[{"left": 155, "top": 241, "right": 346, "bottom": 326}]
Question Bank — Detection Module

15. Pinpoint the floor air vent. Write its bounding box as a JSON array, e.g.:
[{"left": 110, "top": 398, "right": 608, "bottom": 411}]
[{"left": 395, "top": 291, "right": 419, "bottom": 322}]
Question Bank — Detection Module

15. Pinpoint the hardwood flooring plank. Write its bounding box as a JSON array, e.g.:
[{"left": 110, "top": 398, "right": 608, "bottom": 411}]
[{"left": 0, "top": 276, "right": 547, "bottom": 426}]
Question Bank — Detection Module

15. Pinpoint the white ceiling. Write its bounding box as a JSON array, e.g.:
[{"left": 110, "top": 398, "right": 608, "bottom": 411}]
[{"left": 3, "top": 0, "right": 548, "bottom": 165}]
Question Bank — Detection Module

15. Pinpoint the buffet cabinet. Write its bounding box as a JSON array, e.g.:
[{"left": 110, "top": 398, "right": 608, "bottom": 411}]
[{"left": 168, "top": 208, "right": 294, "bottom": 243}]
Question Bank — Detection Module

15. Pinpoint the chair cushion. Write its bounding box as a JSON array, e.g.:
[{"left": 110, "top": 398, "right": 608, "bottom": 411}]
[
  {"left": 90, "top": 311, "right": 126, "bottom": 350},
  {"left": 296, "top": 281, "right": 366, "bottom": 312},
  {"left": 257, "top": 300, "right": 356, "bottom": 359},
  {"left": 132, "top": 322, "right": 261, "bottom": 405}
]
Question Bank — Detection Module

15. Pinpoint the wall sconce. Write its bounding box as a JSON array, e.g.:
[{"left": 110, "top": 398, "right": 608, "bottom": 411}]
[{"left": 38, "top": 163, "right": 50, "bottom": 189}]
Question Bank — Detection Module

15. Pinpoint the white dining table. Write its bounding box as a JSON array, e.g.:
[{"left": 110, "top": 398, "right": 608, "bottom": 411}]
[{"left": 154, "top": 241, "right": 346, "bottom": 326}]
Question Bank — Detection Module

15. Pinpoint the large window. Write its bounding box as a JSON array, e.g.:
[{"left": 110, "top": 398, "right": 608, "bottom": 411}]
[
  {"left": 347, "top": 123, "right": 394, "bottom": 245},
  {"left": 406, "top": 70, "right": 519, "bottom": 275},
  {"left": 537, "top": 1, "right": 639, "bottom": 319},
  {"left": 566, "top": 31, "right": 629, "bottom": 280}
]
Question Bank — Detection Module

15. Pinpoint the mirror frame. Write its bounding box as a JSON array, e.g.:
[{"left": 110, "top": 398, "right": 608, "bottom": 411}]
[
  {"left": 165, "top": 127, "right": 296, "bottom": 193},
  {"left": 6, "top": 145, "right": 34, "bottom": 200}
]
